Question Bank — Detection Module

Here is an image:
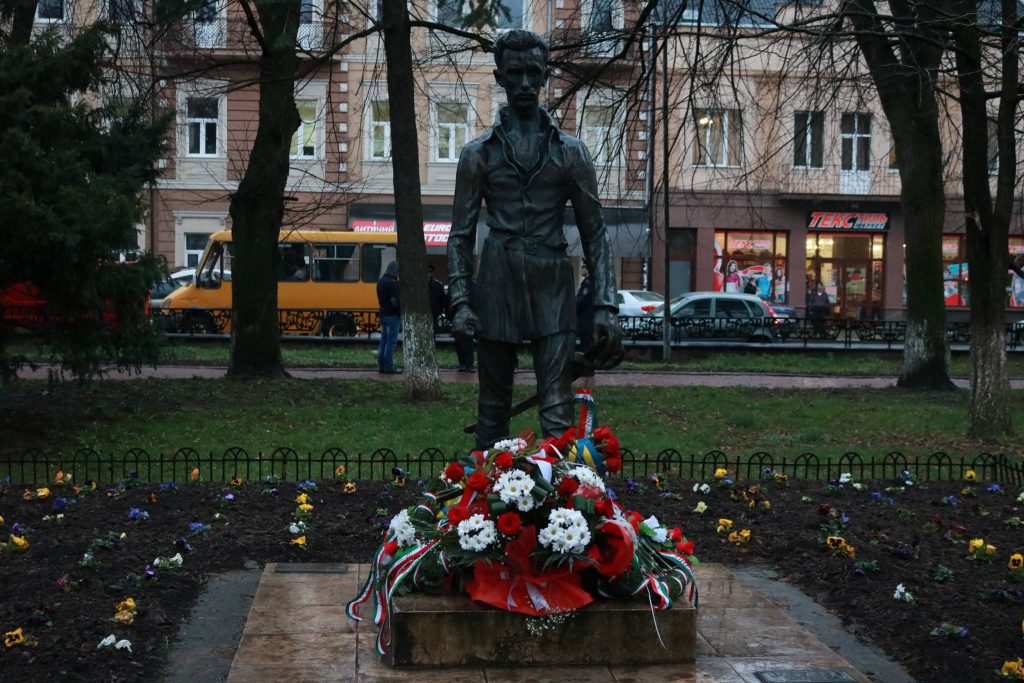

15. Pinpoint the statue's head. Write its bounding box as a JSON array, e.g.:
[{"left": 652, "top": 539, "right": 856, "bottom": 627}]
[{"left": 493, "top": 30, "right": 550, "bottom": 113}]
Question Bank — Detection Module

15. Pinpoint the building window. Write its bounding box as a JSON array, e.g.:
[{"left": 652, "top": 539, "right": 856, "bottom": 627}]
[
  {"left": 793, "top": 111, "right": 823, "bottom": 168},
  {"left": 297, "top": 0, "right": 322, "bottom": 48},
  {"left": 186, "top": 98, "right": 219, "bottom": 156},
  {"left": 292, "top": 99, "right": 317, "bottom": 159},
  {"left": 587, "top": 0, "right": 614, "bottom": 32},
  {"left": 434, "top": 101, "right": 469, "bottom": 162},
  {"left": 694, "top": 109, "right": 742, "bottom": 167},
  {"left": 942, "top": 235, "right": 968, "bottom": 307},
  {"left": 184, "top": 233, "right": 209, "bottom": 269},
  {"left": 368, "top": 100, "right": 391, "bottom": 160},
  {"left": 581, "top": 104, "right": 617, "bottom": 165},
  {"left": 36, "top": 0, "right": 63, "bottom": 20},
  {"left": 840, "top": 112, "right": 871, "bottom": 172},
  {"left": 806, "top": 232, "right": 884, "bottom": 320},
  {"left": 107, "top": 0, "right": 139, "bottom": 23},
  {"left": 437, "top": 0, "right": 462, "bottom": 25},
  {"left": 715, "top": 230, "right": 788, "bottom": 303},
  {"left": 495, "top": 0, "right": 524, "bottom": 30}
]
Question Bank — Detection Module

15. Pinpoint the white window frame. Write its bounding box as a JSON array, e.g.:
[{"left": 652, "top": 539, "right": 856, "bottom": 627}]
[
  {"left": 35, "top": 0, "right": 65, "bottom": 22},
  {"left": 298, "top": 0, "right": 323, "bottom": 49},
  {"left": 291, "top": 98, "right": 320, "bottom": 160},
  {"left": 181, "top": 94, "right": 225, "bottom": 158},
  {"left": 579, "top": 99, "right": 621, "bottom": 166},
  {"left": 367, "top": 98, "right": 392, "bottom": 161},
  {"left": 793, "top": 110, "right": 824, "bottom": 169},
  {"left": 432, "top": 99, "right": 472, "bottom": 163},
  {"left": 840, "top": 112, "right": 872, "bottom": 172},
  {"left": 184, "top": 232, "right": 209, "bottom": 269},
  {"left": 694, "top": 108, "right": 743, "bottom": 168}
]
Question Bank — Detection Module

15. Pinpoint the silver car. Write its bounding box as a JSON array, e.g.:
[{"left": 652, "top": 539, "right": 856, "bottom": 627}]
[{"left": 648, "top": 292, "right": 786, "bottom": 343}]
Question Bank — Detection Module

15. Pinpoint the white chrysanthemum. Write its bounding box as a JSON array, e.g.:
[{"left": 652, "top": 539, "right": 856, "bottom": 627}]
[
  {"left": 550, "top": 508, "right": 568, "bottom": 524},
  {"left": 513, "top": 494, "right": 535, "bottom": 512},
  {"left": 456, "top": 514, "right": 497, "bottom": 552},
  {"left": 493, "top": 437, "right": 528, "bottom": 454},
  {"left": 494, "top": 470, "right": 535, "bottom": 506},
  {"left": 564, "top": 465, "right": 606, "bottom": 494},
  {"left": 538, "top": 507, "right": 590, "bottom": 554},
  {"left": 388, "top": 509, "right": 417, "bottom": 547}
]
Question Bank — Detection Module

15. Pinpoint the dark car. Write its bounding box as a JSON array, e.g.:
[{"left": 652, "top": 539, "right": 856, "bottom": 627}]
[{"left": 647, "top": 292, "right": 789, "bottom": 343}]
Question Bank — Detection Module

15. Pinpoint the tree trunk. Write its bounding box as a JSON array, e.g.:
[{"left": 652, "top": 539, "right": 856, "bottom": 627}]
[
  {"left": 846, "top": 0, "right": 953, "bottom": 390},
  {"left": 227, "top": 0, "right": 301, "bottom": 379},
  {"left": 952, "top": 0, "right": 1014, "bottom": 436},
  {"left": 381, "top": 0, "right": 441, "bottom": 400}
]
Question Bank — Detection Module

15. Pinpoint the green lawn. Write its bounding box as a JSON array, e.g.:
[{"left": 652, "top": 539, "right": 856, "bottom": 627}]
[{"left": 2, "top": 379, "right": 1017, "bottom": 465}]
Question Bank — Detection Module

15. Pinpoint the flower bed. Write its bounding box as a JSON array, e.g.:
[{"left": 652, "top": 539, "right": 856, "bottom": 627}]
[{"left": 2, "top": 468, "right": 1024, "bottom": 681}]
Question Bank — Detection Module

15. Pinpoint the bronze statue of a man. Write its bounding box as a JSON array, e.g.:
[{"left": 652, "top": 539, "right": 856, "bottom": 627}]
[{"left": 447, "top": 29, "right": 623, "bottom": 449}]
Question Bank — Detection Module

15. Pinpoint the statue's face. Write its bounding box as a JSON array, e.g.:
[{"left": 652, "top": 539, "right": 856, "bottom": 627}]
[{"left": 495, "top": 47, "right": 548, "bottom": 113}]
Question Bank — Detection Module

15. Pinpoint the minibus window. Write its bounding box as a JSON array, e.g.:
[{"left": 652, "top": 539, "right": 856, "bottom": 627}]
[
  {"left": 279, "top": 243, "right": 310, "bottom": 281},
  {"left": 312, "top": 244, "right": 359, "bottom": 282},
  {"left": 362, "top": 244, "right": 397, "bottom": 282},
  {"left": 198, "top": 241, "right": 233, "bottom": 288}
]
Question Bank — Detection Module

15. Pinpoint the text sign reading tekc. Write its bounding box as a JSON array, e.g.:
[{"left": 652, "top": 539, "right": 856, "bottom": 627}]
[{"left": 807, "top": 212, "right": 889, "bottom": 231}]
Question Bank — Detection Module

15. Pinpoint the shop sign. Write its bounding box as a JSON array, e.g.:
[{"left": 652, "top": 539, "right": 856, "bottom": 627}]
[
  {"left": 728, "top": 238, "right": 773, "bottom": 251},
  {"left": 807, "top": 212, "right": 889, "bottom": 231},
  {"left": 351, "top": 219, "right": 452, "bottom": 246}
]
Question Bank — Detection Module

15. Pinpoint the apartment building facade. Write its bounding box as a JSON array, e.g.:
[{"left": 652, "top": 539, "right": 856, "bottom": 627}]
[{"left": 38, "top": 0, "right": 1022, "bottom": 319}]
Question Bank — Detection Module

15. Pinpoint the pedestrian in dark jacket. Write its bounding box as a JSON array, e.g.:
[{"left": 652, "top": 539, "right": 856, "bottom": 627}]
[
  {"left": 427, "top": 265, "right": 447, "bottom": 335},
  {"left": 376, "top": 261, "right": 401, "bottom": 374}
]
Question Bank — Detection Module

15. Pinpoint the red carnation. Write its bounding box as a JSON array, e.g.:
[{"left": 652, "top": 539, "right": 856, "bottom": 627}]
[
  {"left": 383, "top": 540, "right": 399, "bottom": 556},
  {"left": 557, "top": 477, "right": 579, "bottom": 497},
  {"left": 467, "top": 471, "right": 489, "bottom": 491},
  {"left": 669, "top": 527, "right": 682, "bottom": 542},
  {"left": 594, "top": 498, "right": 613, "bottom": 517},
  {"left": 593, "top": 425, "right": 611, "bottom": 440},
  {"left": 493, "top": 452, "right": 514, "bottom": 469},
  {"left": 554, "top": 427, "right": 577, "bottom": 449},
  {"left": 676, "top": 539, "right": 695, "bottom": 555},
  {"left": 471, "top": 450, "right": 486, "bottom": 466},
  {"left": 497, "top": 512, "right": 522, "bottom": 536},
  {"left": 603, "top": 435, "right": 621, "bottom": 458},
  {"left": 604, "top": 456, "right": 623, "bottom": 474},
  {"left": 444, "top": 462, "right": 466, "bottom": 482},
  {"left": 447, "top": 506, "right": 469, "bottom": 525},
  {"left": 626, "top": 511, "right": 642, "bottom": 532}
]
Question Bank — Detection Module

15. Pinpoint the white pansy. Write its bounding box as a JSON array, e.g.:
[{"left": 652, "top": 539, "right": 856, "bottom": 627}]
[
  {"left": 694, "top": 501, "right": 708, "bottom": 514},
  {"left": 692, "top": 483, "right": 710, "bottom": 495},
  {"left": 169, "top": 552, "right": 184, "bottom": 566},
  {"left": 114, "top": 639, "right": 133, "bottom": 652},
  {"left": 98, "top": 635, "right": 117, "bottom": 649},
  {"left": 839, "top": 473, "right": 852, "bottom": 484},
  {"left": 893, "top": 583, "right": 914, "bottom": 602}
]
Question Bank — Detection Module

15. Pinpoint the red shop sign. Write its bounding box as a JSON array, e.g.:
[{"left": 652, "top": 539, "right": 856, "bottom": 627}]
[{"left": 807, "top": 212, "right": 889, "bottom": 231}]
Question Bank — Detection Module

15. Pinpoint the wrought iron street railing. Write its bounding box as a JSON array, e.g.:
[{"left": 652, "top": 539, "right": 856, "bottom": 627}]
[{"left": 2, "top": 448, "right": 1018, "bottom": 487}]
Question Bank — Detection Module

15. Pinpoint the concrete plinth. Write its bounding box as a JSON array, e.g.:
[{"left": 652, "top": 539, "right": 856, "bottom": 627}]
[{"left": 386, "top": 592, "right": 696, "bottom": 667}]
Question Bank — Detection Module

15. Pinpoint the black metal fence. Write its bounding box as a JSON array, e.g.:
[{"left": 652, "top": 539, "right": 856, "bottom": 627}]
[
  {"left": 2, "top": 448, "right": 1019, "bottom": 487},
  {"left": 154, "top": 309, "right": 1024, "bottom": 351}
]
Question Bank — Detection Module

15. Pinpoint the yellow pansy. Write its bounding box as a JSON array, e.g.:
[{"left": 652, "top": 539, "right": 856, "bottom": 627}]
[
  {"left": 295, "top": 493, "right": 308, "bottom": 505},
  {"left": 291, "top": 536, "right": 307, "bottom": 546},
  {"left": 4, "top": 627, "right": 24, "bottom": 648},
  {"left": 10, "top": 535, "right": 28, "bottom": 550},
  {"left": 335, "top": 464, "right": 347, "bottom": 477},
  {"left": 964, "top": 469, "right": 976, "bottom": 482},
  {"left": 968, "top": 538, "right": 985, "bottom": 553},
  {"left": 1009, "top": 553, "right": 1023, "bottom": 570},
  {"left": 298, "top": 503, "right": 314, "bottom": 513},
  {"left": 739, "top": 529, "right": 751, "bottom": 542},
  {"left": 714, "top": 468, "right": 728, "bottom": 480},
  {"left": 1002, "top": 659, "right": 1023, "bottom": 676},
  {"left": 115, "top": 611, "right": 134, "bottom": 625},
  {"left": 827, "top": 536, "right": 846, "bottom": 549},
  {"left": 986, "top": 544, "right": 997, "bottom": 555},
  {"left": 845, "top": 544, "right": 856, "bottom": 558},
  {"left": 116, "top": 598, "right": 136, "bottom": 613},
  {"left": 716, "top": 518, "right": 733, "bottom": 533},
  {"left": 0, "top": 514, "right": 4, "bottom": 526},
  {"left": 342, "top": 482, "right": 357, "bottom": 494},
  {"left": 189, "top": 468, "right": 200, "bottom": 481}
]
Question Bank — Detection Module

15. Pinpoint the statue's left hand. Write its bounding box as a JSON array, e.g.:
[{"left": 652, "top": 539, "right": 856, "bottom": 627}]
[{"left": 591, "top": 308, "right": 624, "bottom": 370}]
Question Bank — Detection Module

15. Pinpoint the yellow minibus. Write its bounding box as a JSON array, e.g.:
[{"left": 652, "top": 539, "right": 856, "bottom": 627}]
[{"left": 160, "top": 229, "right": 398, "bottom": 335}]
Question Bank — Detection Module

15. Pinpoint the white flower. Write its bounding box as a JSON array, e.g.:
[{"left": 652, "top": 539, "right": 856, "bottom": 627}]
[
  {"left": 288, "top": 522, "right": 306, "bottom": 534},
  {"left": 893, "top": 583, "right": 914, "bottom": 603},
  {"left": 693, "top": 501, "right": 708, "bottom": 514},
  {"left": 98, "top": 635, "right": 117, "bottom": 649},
  {"left": 852, "top": 483, "right": 865, "bottom": 491},
  {"left": 1017, "top": 491, "right": 1024, "bottom": 504},
  {"left": 538, "top": 508, "right": 591, "bottom": 554},
  {"left": 493, "top": 438, "right": 527, "bottom": 454},
  {"left": 114, "top": 639, "right": 133, "bottom": 652},
  {"left": 494, "top": 471, "right": 536, "bottom": 509},
  {"left": 388, "top": 509, "right": 417, "bottom": 547},
  {"left": 693, "top": 483, "right": 710, "bottom": 495},
  {"left": 169, "top": 552, "right": 184, "bottom": 567},
  {"left": 561, "top": 465, "right": 606, "bottom": 495},
  {"left": 839, "top": 473, "right": 852, "bottom": 485},
  {"left": 456, "top": 514, "right": 498, "bottom": 552}
]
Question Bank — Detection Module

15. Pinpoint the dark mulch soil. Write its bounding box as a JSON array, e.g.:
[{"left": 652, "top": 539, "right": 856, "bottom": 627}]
[{"left": 0, "top": 474, "right": 1021, "bottom": 682}]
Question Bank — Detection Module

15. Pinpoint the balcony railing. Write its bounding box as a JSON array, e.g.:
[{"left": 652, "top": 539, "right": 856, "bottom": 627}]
[
  {"left": 778, "top": 163, "right": 902, "bottom": 197},
  {"left": 184, "top": 17, "right": 227, "bottom": 49}
]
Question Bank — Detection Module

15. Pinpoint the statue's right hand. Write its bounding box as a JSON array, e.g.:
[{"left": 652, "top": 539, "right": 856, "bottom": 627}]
[{"left": 452, "top": 306, "right": 481, "bottom": 338}]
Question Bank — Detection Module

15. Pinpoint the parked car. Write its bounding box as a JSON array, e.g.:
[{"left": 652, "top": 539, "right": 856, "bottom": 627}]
[
  {"left": 616, "top": 289, "right": 664, "bottom": 316},
  {"left": 647, "top": 292, "right": 790, "bottom": 343},
  {"left": 149, "top": 278, "right": 183, "bottom": 308}
]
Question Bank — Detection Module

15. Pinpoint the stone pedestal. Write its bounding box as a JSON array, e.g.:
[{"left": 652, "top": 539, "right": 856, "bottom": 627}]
[{"left": 385, "top": 592, "right": 696, "bottom": 667}]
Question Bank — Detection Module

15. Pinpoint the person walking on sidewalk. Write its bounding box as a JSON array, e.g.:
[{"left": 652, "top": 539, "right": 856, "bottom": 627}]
[{"left": 376, "top": 261, "right": 401, "bottom": 374}]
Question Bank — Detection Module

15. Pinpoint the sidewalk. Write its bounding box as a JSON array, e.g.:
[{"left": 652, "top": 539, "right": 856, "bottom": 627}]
[{"left": 18, "top": 362, "right": 1024, "bottom": 389}]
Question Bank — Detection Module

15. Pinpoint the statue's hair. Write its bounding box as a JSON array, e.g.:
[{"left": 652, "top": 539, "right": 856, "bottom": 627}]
[{"left": 493, "top": 30, "right": 549, "bottom": 70}]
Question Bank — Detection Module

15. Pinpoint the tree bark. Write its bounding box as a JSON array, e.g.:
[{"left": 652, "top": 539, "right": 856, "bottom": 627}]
[
  {"left": 951, "top": 0, "right": 1016, "bottom": 436},
  {"left": 845, "top": 0, "right": 954, "bottom": 390},
  {"left": 381, "top": 0, "right": 441, "bottom": 400},
  {"left": 227, "top": 0, "right": 301, "bottom": 379}
]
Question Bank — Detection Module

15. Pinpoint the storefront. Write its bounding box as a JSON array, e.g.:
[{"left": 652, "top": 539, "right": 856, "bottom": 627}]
[
  {"left": 713, "top": 230, "right": 789, "bottom": 303},
  {"left": 804, "top": 211, "right": 888, "bottom": 320},
  {"left": 942, "top": 234, "right": 1024, "bottom": 310}
]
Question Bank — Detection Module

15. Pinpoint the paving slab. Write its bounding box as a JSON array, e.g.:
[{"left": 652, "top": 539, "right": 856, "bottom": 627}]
[{"left": 222, "top": 562, "right": 886, "bottom": 682}]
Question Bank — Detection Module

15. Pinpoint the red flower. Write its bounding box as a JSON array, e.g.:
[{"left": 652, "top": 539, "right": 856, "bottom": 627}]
[
  {"left": 557, "top": 477, "right": 579, "bottom": 497},
  {"left": 593, "top": 425, "right": 611, "bottom": 440},
  {"left": 467, "top": 471, "right": 489, "bottom": 491},
  {"left": 468, "top": 499, "right": 489, "bottom": 517},
  {"left": 497, "top": 512, "right": 522, "bottom": 536},
  {"left": 444, "top": 462, "right": 466, "bottom": 482},
  {"left": 384, "top": 540, "right": 399, "bottom": 556},
  {"left": 594, "top": 498, "right": 613, "bottom": 517},
  {"left": 554, "top": 428, "right": 577, "bottom": 450},
  {"left": 493, "top": 452, "right": 514, "bottom": 469},
  {"left": 603, "top": 435, "right": 621, "bottom": 458},
  {"left": 676, "top": 539, "right": 695, "bottom": 555},
  {"left": 669, "top": 527, "right": 682, "bottom": 542},
  {"left": 604, "top": 456, "right": 623, "bottom": 474},
  {"left": 447, "top": 506, "right": 469, "bottom": 525},
  {"left": 626, "top": 511, "right": 642, "bottom": 532},
  {"left": 471, "top": 450, "right": 486, "bottom": 467}
]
